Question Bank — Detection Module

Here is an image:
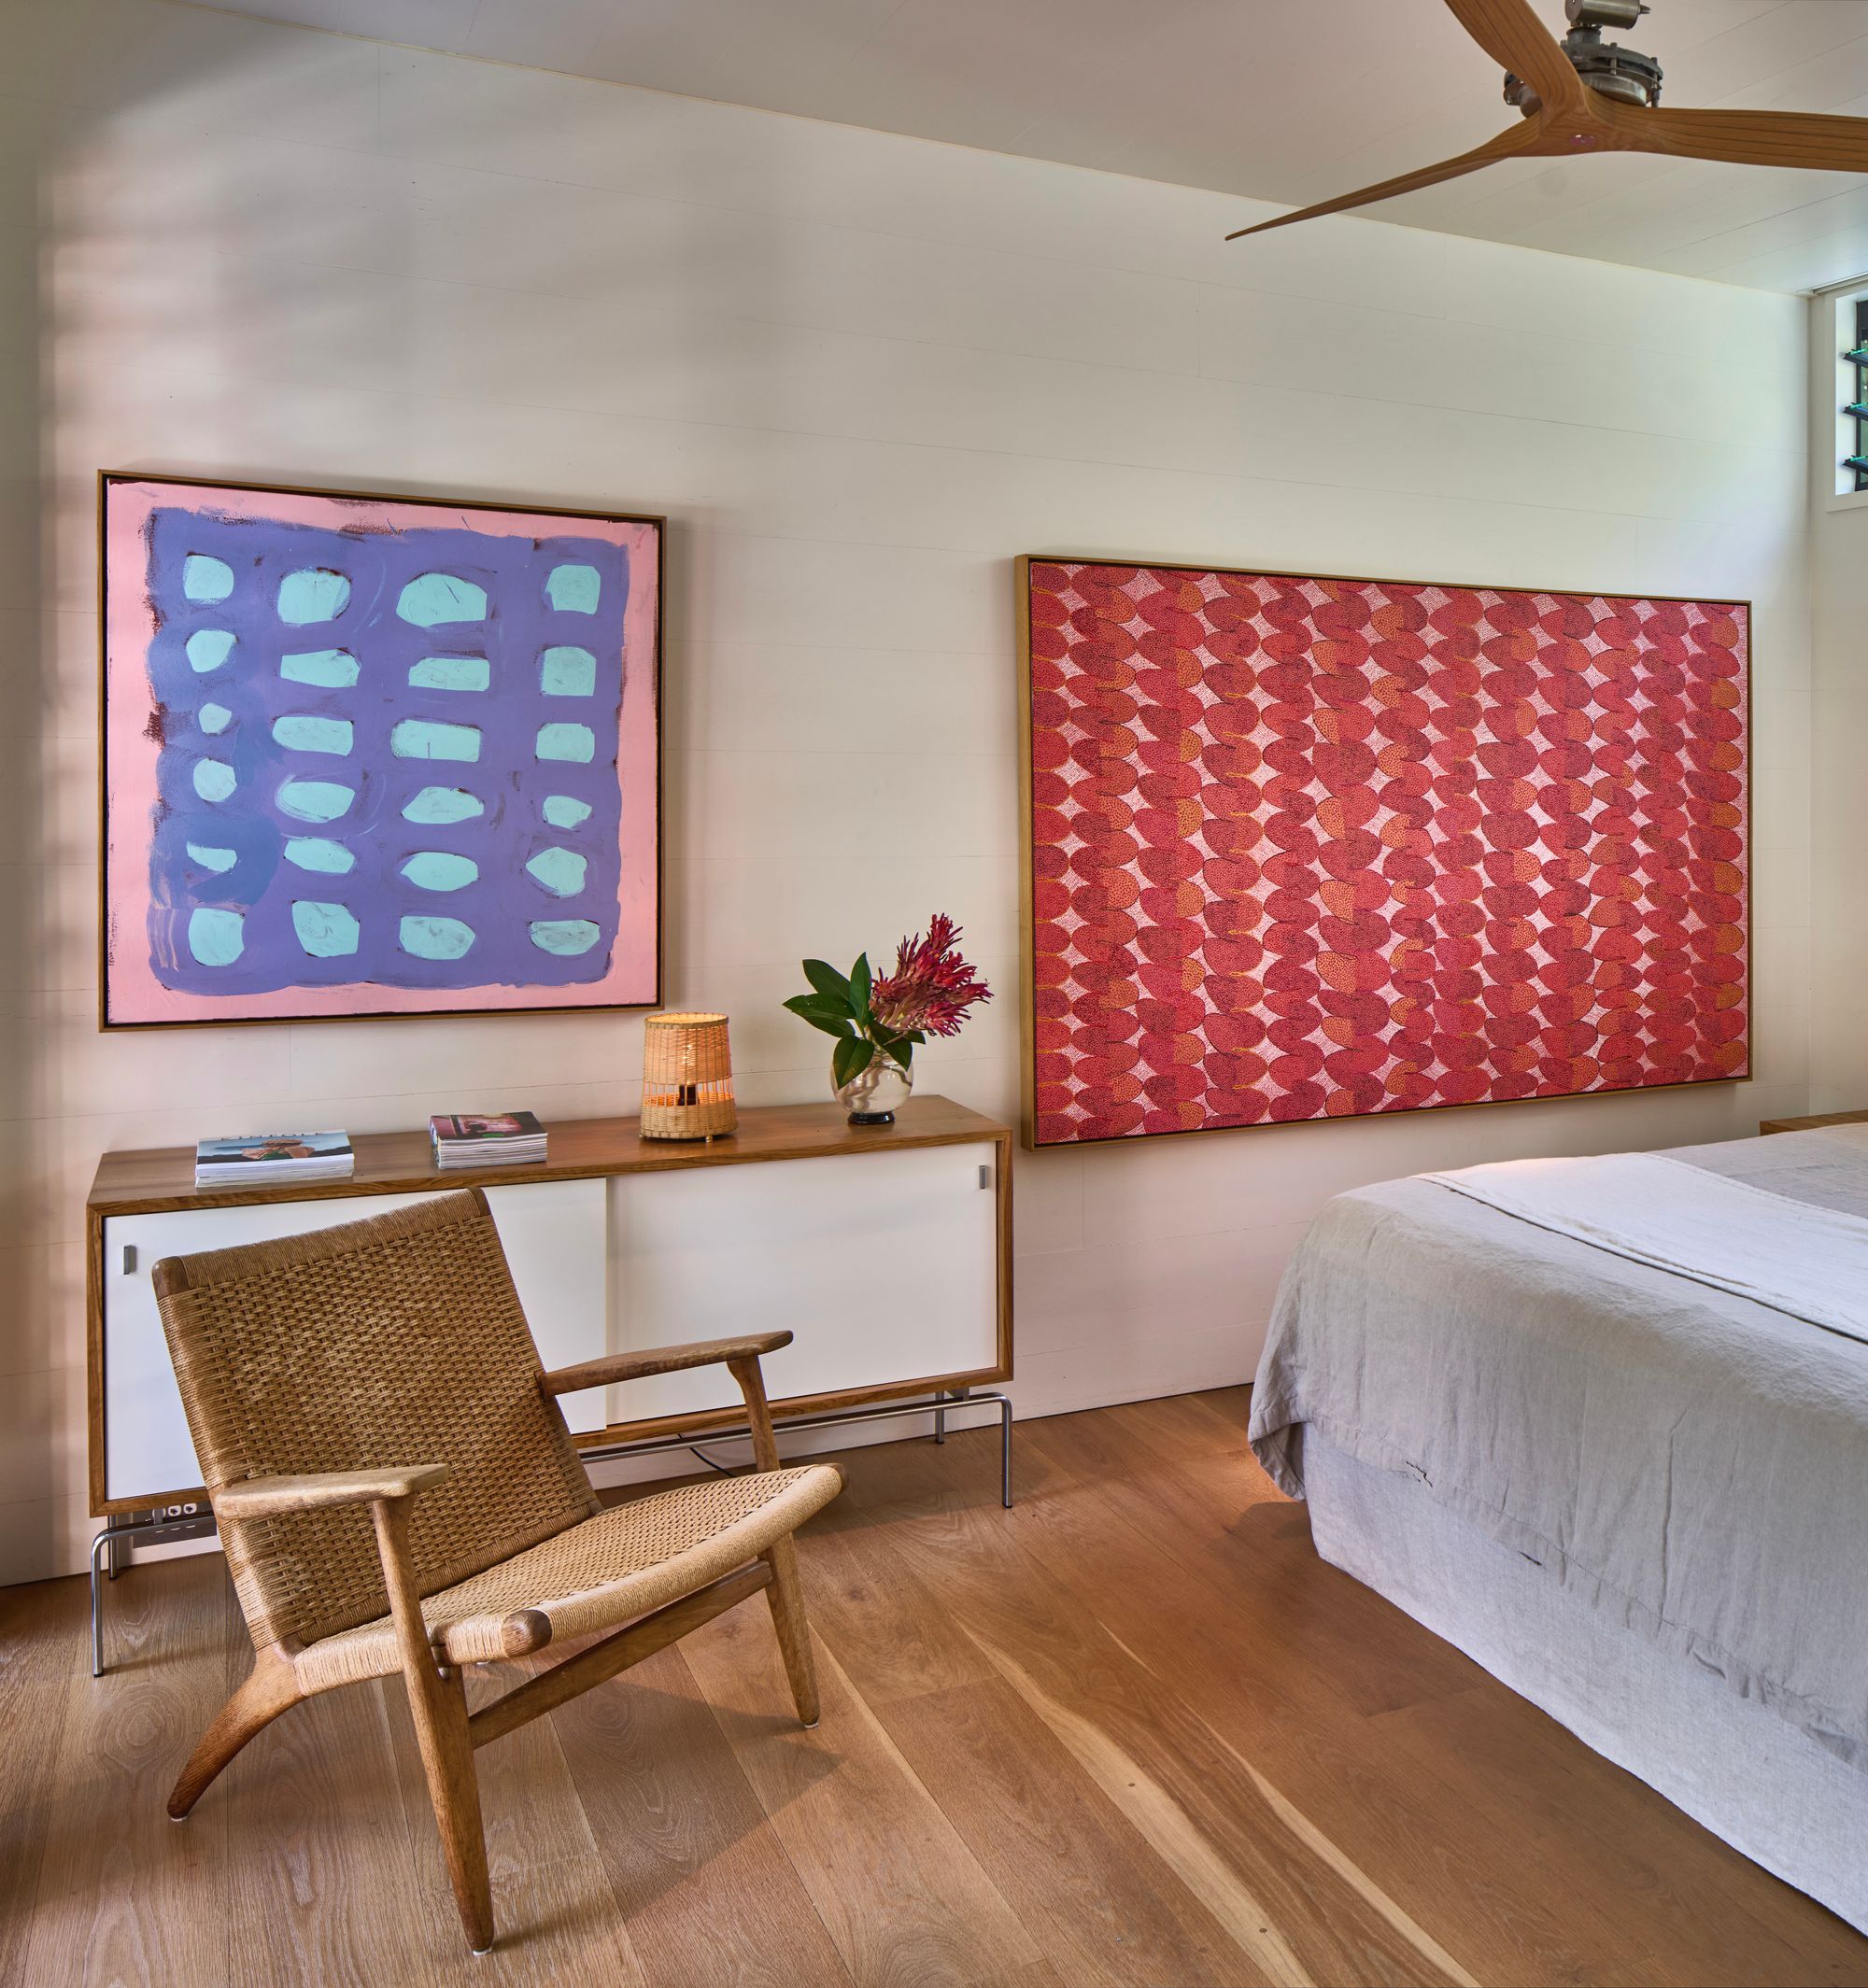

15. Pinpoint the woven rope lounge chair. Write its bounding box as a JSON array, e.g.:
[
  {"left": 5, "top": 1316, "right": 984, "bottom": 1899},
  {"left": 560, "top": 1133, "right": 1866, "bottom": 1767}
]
[{"left": 151, "top": 1187, "right": 843, "bottom": 1954}]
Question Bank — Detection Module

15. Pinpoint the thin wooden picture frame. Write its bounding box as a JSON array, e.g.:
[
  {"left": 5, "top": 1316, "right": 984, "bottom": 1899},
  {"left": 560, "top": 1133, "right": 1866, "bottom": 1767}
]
[
  {"left": 1016, "top": 553, "right": 1753, "bottom": 1151},
  {"left": 98, "top": 471, "right": 664, "bottom": 1031}
]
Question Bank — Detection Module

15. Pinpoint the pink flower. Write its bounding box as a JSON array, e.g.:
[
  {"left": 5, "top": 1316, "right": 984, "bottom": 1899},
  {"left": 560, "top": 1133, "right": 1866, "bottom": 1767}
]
[{"left": 870, "top": 913, "right": 992, "bottom": 1039}]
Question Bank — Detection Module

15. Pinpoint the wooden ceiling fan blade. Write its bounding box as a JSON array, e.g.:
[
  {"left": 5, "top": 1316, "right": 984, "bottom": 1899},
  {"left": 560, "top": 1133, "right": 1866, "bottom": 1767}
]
[
  {"left": 1605, "top": 101, "right": 1868, "bottom": 173},
  {"left": 1225, "top": 124, "right": 1542, "bottom": 241},
  {"left": 1443, "top": 0, "right": 1583, "bottom": 111}
]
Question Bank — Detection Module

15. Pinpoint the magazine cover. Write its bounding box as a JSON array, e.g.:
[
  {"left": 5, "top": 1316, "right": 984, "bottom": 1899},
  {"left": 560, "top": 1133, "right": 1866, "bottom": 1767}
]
[
  {"left": 429, "top": 1112, "right": 545, "bottom": 1142},
  {"left": 195, "top": 1131, "right": 353, "bottom": 1165}
]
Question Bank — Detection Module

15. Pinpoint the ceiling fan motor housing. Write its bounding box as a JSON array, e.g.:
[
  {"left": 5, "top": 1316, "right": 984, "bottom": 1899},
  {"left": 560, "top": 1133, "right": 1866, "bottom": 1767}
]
[
  {"left": 1507, "top": 0, "right": 1662, "bottom": 116},
  {"left": 1566, "top": 35, "right": 1663, "bottom": 106}
]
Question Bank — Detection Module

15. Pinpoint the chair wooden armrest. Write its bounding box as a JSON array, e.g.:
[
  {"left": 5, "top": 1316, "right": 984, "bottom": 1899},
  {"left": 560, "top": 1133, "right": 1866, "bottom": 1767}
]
[
  {"left": 214, "top": 1464, "right": 450, "bottom": 1518},
  {"left": 539, "top": 1331, "right": 792, "bottom": 1397}
]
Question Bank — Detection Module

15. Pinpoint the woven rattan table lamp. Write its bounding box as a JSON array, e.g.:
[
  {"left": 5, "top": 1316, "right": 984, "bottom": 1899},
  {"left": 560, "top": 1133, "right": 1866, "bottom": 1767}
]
[{"left": 641, "top": 1012, "right": 737, "bottom": 1140}]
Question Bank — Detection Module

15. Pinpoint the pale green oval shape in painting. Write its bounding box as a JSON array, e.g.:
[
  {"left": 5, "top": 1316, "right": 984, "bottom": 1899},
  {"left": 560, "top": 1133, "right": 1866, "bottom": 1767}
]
[
  {"left": 187, "top": 906, "right": 244, "bottom": 966},
  {"left": 535, "top": 723, "right": 594, "bottom": 764},
  {"left": 280, "top": 648, "right": 359, "bottom": 688},
  {"left": 400, "top": 914, "right": 475, "bottom": 961},
  {"left": 192, "top": 758, "right": 235, "bottom": 802},
  {"left": 539, "top": 645, "right": 596, "bottom": 697},
  {"left": 183, "top": 555, "right": 234, "bottom": 603},
  {"left": 273, "top": 713, "right": 354, "bottom": 755},
  {"left": 186, "top": 628, "right": 234, "bottom": 673},
  {"left": 284, "top": 837, "right": 353, "bottom": 874},
  {"left": 278, "top": 779, "right": 355, "bottom": 823},
  {"left": 276, "top": 568, "right": 351, "bottom": 626},
  {"left": 543, "top": 795, "right": 591, "bottom": 829},
  {"left": 187, "top": 842, "right": 237, "bottom": 873},
  {"left": 397, "top": 572, "right": 487, "bottom": 627},
  {"left": 530, "top": 919, "right": 600, "bottom": 956},
  {"left": 545, "top": 563, "right": 600, "bottom": 613},
  {"left": 292, "top": 900, "right": 361, "bottom": 957},
  {"left": 198, "top": 703, "right": 232, "bottom": 735},
  {"left": 525, "top": 847, "right": 587, "bottom": 898},
  {"left": 409, "top": 655, "right": 490, "bottom": 692},
  {"left": 403, "top": 785, "right": 484, "bottom": 825},
  {"left": 402, "top": 851, "right": 478, "bottom": 893},
  {"left": 392, "top": 718, "right": 480, "bottom": 762}
]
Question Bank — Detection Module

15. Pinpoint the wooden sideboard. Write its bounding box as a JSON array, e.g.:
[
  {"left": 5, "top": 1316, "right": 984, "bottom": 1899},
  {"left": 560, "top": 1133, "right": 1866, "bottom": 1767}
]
[
  {"left": 1759, "top": 1108, "right": 1868, "bottom": 1136},
  {"left": 87, "top": 1096, "right": 1012, "bottom": 1518}
]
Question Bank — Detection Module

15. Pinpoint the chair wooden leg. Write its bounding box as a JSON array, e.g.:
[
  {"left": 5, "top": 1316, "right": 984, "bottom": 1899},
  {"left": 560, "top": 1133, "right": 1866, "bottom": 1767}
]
[
  {"left": 168, "top": 1642, "right": 302, "bottom": 1818},
  {"left": 727, "top": 1353, "right": 826, "bottom": 1728},
  {"left": 372, "top": 1495, "right": 494, "bottom": 1954},
  {"left": 762, "top": 1534, "right": 820, "bottom": 1727},
  {"left": 403, "top": 1658, "right": 495, "bottom": 1955}
]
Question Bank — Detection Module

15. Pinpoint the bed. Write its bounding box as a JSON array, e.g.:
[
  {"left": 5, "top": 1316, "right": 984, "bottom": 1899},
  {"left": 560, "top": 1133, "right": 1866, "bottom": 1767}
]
[{"left": 1249, "top": 1124, "right": 1868, "bottom": 1932}]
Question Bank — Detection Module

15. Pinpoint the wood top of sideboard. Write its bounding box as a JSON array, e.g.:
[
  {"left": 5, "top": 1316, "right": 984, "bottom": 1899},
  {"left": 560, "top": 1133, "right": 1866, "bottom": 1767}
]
[
  {"left": 89, "top": 1095, "right": 1012, "bottom": 1219},
  {"left": 1759, "top": 1107, "right": 1868, "bottom": 1136}
]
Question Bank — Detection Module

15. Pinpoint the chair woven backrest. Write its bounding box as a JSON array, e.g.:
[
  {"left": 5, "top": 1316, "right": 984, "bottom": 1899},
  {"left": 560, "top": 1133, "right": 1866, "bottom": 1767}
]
[{"left": 154, "top": 1188, "right": 600, "bottom": 1655}]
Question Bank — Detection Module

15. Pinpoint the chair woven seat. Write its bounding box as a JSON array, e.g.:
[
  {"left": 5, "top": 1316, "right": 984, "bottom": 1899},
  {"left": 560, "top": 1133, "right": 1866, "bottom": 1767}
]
[{"left": 295, "top": 1463, "right": 842, "bottom": 1690}]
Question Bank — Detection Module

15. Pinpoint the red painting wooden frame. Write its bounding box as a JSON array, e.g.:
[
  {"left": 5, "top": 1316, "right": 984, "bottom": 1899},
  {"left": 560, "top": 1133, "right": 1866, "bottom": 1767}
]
[{"left": 1018, "top": 557, "right": 1750, "bottom": 1149}]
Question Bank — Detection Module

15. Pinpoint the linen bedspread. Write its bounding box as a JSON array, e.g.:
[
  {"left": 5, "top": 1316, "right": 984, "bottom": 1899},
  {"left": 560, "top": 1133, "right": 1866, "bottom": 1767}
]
[{"left": 1249, "top": 1125, "right": 1868, "bottom": 1762}]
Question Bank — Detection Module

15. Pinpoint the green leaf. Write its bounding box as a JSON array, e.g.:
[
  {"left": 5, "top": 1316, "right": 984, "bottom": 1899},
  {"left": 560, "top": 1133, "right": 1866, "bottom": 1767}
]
[
  {"left": 785, "top": 993, "right": 852, "bottom": 1022},
  {"left": 783, "top": 994, "right": 854, "bottom": 1041},
  {"left": 870, "top": 1026, "right": 916, "bottom": 1072},
  {"left": 802, "top": 957, "right": 851, "bottom": 1003},
  {"left": 797, "top": 1011, "right": 856, "bottom": 1041},
  {"left": 849, "top": 952, "right": 872, "bottom": 1022},
  {"left": 832, "top": 1034, "right": 876, "bottom": 1089}
]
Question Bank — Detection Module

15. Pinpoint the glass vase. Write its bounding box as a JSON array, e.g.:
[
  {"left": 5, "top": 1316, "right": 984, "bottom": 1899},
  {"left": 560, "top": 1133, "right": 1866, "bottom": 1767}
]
[{"left": 834, "top": 1045, "right": 913, "bottom": 1125}]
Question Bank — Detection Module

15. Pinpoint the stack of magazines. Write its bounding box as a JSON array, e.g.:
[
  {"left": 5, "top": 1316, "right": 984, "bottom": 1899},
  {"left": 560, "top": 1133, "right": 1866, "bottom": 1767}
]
[
  {"left": 194, "top": 1131, "right": 354, "bottom": 1187},
  {"left": 429, "top": 1111, "right": 547, "bottom": 1170}
]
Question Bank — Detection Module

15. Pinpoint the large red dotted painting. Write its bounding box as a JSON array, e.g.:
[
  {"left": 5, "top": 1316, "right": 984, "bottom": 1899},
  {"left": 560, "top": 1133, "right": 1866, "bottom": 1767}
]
[{"left": 1021, "top": 558, "right": 1749, "bottom": 1148}]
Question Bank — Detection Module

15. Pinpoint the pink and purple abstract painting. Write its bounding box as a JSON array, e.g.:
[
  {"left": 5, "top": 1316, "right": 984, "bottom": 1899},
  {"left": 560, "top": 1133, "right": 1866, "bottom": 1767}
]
[{"left": 101, "top": 475, "right": 660, "bottom": 1028}]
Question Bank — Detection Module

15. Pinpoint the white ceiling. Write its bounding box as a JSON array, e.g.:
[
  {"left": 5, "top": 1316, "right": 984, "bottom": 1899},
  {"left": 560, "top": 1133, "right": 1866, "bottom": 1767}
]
[{"left": 197, "top": 0, "right": 1868, "bottom": 290}]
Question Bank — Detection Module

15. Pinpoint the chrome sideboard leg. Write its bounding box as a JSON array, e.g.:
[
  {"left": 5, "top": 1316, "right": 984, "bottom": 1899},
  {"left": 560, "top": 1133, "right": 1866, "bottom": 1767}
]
[
  {"left": 89, "top": 1504, "right": 218, "bottom": 1678},
  {"left": 935, "top": 1384, "right": 976, "bottom": 1448},
  {"left": 89, "top": 1526, "right": 114, "bottom": 1677}
]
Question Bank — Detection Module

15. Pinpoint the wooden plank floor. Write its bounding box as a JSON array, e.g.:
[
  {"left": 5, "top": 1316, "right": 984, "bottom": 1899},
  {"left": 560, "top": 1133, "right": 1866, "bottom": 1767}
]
[{"left": 5, "top": 1389, "right": 1866, "bottom": 1988}]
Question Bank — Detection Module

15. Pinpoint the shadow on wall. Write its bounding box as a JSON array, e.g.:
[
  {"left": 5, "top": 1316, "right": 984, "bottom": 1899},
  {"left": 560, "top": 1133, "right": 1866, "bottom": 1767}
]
[
  {"left": 2, "top": 82, "right": 62, "bottom": 1585},
  {"left": 5, "top": 11, "right": 778, "bottom": 1586}
]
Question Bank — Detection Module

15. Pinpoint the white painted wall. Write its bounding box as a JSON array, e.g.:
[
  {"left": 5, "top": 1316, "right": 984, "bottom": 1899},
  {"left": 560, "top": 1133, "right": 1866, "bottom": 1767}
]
[{"left": 0, "top": 0, "right": 1813, "bottom": 1582}]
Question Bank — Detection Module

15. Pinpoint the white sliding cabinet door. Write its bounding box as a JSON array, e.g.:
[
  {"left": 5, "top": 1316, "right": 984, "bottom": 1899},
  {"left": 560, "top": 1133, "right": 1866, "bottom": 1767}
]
[
  {"left": 102, "top": 1177, "right": 608, "bottom": 1505},
  {"left": 607, "top": 1141, "right": 999, "bottom": 1425}
]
